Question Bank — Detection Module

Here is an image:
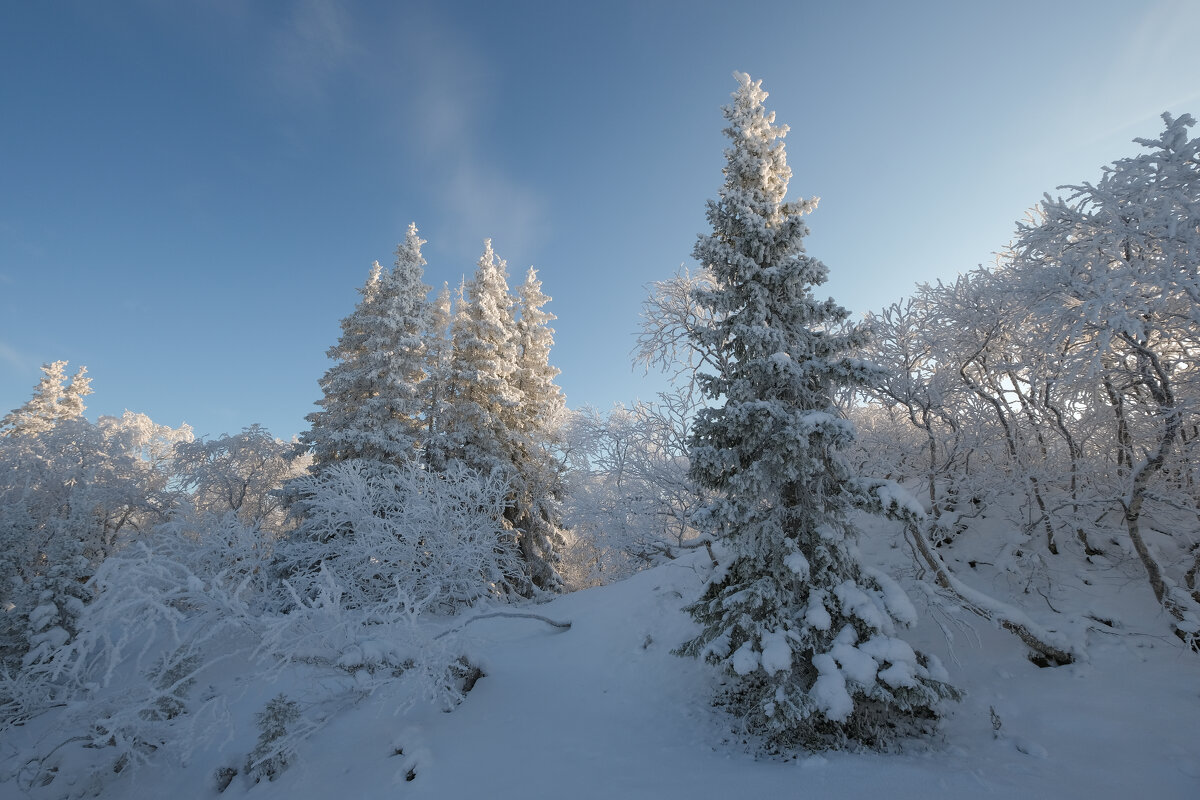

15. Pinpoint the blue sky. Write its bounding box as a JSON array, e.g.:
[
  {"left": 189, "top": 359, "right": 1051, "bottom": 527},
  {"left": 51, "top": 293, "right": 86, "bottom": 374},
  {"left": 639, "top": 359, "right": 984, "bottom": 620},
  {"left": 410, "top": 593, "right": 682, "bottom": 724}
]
[{"left": 2, "top": 0, "right": 1198, "bottom": 441}]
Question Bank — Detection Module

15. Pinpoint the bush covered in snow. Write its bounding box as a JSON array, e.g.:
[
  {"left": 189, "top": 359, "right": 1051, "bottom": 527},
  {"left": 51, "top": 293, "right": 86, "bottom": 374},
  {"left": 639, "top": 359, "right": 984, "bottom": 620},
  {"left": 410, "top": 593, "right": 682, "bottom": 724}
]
[{"left": 278, "top": 459, "right": 524, "bottom": 611}]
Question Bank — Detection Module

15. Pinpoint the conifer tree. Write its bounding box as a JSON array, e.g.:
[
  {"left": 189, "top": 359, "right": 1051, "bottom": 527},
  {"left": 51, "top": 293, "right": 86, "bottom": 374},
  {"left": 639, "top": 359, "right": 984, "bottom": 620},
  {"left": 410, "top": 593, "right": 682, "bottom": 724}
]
[
  {"left": 301, "top": 260, "right": 382, "bottom": 465},
  {"left": 514, "top": 268, "right": 565, "bottom": 439},
  {"left": 373, "top": 223, "right": 433, "bottom": 451},
  {"left": 302, "top": 224, "right": 431, "bottom": 467},
  {"left": 444, "top": 241, "right": 521, "bottom": 477},
  {"left": 1, "top": 361, "right": 92, "bottom": 437},
  {"left": 423, "top": 282, "right": 454, "bottom": 471},
  {"left": 442, "top": 245, "right": 564, "bottom": 592},
  {"left": 510, "top": 267, "right": 568, "bottom": 589},
  {"left": 676, "top": 73, "right": 955, "bottom": 751}
]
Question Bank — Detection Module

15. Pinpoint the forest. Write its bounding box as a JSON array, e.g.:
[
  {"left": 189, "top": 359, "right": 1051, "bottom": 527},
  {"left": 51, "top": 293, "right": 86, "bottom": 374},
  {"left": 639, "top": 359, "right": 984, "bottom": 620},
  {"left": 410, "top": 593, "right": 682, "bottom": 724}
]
[{"left": 1, "top": 72, "right": 1198, "bottom": 795}]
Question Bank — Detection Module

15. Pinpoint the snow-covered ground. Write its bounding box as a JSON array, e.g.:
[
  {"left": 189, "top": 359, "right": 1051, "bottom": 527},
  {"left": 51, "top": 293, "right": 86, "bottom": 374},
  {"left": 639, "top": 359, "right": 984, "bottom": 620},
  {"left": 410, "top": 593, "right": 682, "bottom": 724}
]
[{"left": 6, "top": 519, "right": 1200, "bottom": 799}]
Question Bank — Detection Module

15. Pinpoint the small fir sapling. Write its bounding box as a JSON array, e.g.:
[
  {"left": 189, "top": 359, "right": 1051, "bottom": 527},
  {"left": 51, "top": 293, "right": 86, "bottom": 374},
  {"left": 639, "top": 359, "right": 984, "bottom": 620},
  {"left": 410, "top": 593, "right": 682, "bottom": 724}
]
[{"left": 246, "top": 693, "right": 301, "bottom": 782}]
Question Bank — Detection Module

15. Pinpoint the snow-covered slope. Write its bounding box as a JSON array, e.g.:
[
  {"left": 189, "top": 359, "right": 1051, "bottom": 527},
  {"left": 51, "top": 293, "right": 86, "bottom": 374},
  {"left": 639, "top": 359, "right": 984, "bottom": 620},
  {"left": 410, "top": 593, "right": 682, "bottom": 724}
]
[{"left": 7, "top": 528, "right": 1200, "bottom": 799}]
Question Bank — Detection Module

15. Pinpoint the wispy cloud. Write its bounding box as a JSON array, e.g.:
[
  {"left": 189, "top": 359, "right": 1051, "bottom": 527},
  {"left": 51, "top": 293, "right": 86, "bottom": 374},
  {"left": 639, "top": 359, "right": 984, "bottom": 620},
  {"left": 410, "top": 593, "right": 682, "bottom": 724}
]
[
  {"left": 380, "top": 14, "right": 545, "bottom": 265},
  {"left": 443, "top": 162, "right": 545, "bottom": 263},
  {"left": 265, "top": 0, "right": 360, "bottom": 105}
]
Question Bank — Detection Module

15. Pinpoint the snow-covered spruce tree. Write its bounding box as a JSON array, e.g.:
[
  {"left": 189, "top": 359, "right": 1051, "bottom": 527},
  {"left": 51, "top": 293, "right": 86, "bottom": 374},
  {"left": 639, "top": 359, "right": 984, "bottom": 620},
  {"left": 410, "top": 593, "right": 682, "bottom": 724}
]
[
  {"left": 444, "top": 241, "right": 522, "bottom": 477},
  {"left": 510, "top": 267, "right": 568, "bottom": 589},
  {"left": 302, "top": 223, "right": 431, "bottom": 468},
  {"left": 676, "top": 73, "right": 956, "bottom": 751},
  {"left": 2, "top": 361, "right": 95, "bottom": 665},
  {"left": 301, "top": 260, "right": 383, "bottom": 465},
  {"left": 423, "top": 282, "right": 454, "bottom": 472},
  {"left": 376, "top": 223, "right": 434, "bottom": 448},
  {"left": 442, "top": 244, "right": 563, "bottom": 592}
]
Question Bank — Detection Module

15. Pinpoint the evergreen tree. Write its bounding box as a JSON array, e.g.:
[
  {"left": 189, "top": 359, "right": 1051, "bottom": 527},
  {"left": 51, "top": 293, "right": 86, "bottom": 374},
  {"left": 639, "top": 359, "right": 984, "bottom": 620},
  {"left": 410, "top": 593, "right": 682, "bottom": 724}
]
[
  {"left": 1, "top": 361, "right": 92, "bottom": 437},
  {"left": 301, "top": 260, "right": 383, "bottom": 465},
  {"left": 373, "top": 222, "right": 433, "bottom": 451},
  {"left": 676, "top": 73, "right": 955, "bottom": 751},
  {"left": 510, "top": 267, "right": 568, "bottom": 589},
  {"left": 514, "top": 268, "right": 565, "bottom": 439},
  {"left": 302, "top": 224, "right": 431, "bottom": 468},
  {"left": 444, "top": 241, "right": 521, "bottom": 477},
  {"left": 21, "top": 522, "right": 90, "bottom": 667},
  {"left": 442, "top": 244, "right": 564, "bottom": 592},
  {"left": 423, "top": 282, "right": 454, "bottom": 471}
]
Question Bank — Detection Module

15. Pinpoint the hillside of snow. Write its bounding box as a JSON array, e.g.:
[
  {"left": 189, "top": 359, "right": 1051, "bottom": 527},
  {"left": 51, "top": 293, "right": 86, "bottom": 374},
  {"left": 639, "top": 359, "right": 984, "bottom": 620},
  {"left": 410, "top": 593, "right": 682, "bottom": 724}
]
[{"left": 6, "top": 516, "right": 1198, "bottom": 800}]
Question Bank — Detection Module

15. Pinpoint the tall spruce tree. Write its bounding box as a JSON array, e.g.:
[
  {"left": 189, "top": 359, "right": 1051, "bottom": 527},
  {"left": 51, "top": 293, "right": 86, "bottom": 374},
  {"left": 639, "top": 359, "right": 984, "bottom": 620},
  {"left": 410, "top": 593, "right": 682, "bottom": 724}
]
[
  {"left": 511, "top": 267, "right": 568, "bottom": 590},
  {"left": 443, "top": 245, "right": 564, "bottom": 592},
  {"left": 302, "top": 260, "right": 383, "bottom": 465},
  {"left": 676, "top": 73, "right": 955, "bottom": 751},
  {"left": 423, "top": 282, "right": 455, "bottom": 471},
  {"left": 514, "top": 268, "right": 565, "bottom": 438},
  {"left": 302, "top": 224, "right": 431, "bottom": 467},
  {"left": 444, "top": 240, "right": 522, "bottom": 477},
  {"left": 373, "top": 223, "right": 433, "bottom": 451}
]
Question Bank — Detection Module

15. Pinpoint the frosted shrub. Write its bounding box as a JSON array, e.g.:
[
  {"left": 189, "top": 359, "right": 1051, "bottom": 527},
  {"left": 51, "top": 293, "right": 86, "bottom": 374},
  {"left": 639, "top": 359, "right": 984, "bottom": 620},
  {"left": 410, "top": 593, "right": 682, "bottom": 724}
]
[
  {"left": 0, "top": 521, "right": 262, "bottom": 785},
  {"left": 280, "top": 459, "right": 523, "bottom": 611},
  {"left": 2, "top": 499, "right": 484, "bottom": 791},
  {"left": 260, "top": 570, "right": 477, "bottom": 713}
]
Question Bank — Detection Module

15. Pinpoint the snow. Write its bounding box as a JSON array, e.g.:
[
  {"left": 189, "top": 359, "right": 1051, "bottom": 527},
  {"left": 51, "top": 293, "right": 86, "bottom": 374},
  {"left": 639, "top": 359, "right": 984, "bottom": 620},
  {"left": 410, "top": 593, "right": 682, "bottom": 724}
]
[
  {"left": 783, "top": 550, "right": 810, "bottom": 579},
  {"left": 28, "top": 602, "right": 59, "bottom": 631},
  {"left": 811, "top": 652, "right": 855, "bottom": 721},
  {"left": 859, "top": 634, "right": 918, "bottom": 669},
  {"left": 31, "top": 624, "right": 70, "bottom": 650},
  {"left": 865, "top": 567, "right": 919, "bottom": 627},
  {"left": 731, "top": 640, "right": 760, "bottom": 676},
  {"left": 804, "top": 590, "right": 832, "bottom": 631},
  {"left": 832, "top": 579, "right": 888, "bottom": 630},
  {"left": 870, "top": 479, "right": 927, "bottom": 519},
  {"left": 759, "top": 629, "right": 792, "bottom": 675},
  {"left": 877, "top": 659, "right": 918, "bottom": 689},
  {"left": 829, "top": 640, "right": 878, "bottom": 686},
  {"left": 6, "top": 539, "right": 1200, "bottom": 799}
]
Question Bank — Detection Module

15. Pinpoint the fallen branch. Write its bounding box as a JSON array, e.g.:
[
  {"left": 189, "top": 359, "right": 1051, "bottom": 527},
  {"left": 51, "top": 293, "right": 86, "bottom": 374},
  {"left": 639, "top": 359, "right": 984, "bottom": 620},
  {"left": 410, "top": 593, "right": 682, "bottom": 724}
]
[
  {"left": 860, "top": 479, "right": 1080, "bottom": 667},
  {"left": 904, "top": 519, "right": 1078, "bottom": 666},
  {"left": 434, "top": 612, "right": 572, "bottom": 641}
]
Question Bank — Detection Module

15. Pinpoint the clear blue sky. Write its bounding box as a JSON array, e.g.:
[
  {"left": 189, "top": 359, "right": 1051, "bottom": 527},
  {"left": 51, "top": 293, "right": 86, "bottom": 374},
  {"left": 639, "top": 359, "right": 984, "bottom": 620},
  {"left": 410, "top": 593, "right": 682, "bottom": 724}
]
[{"left": 2, "top": 0, "right": 1197, "bottom": 441}]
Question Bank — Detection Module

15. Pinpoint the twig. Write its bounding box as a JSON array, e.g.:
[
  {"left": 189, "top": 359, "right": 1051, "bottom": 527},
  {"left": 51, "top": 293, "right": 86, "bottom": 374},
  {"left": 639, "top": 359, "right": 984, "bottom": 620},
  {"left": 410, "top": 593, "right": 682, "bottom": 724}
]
[{"left": 1036, "top": 587, "right": 1062, "bottom": 614}]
